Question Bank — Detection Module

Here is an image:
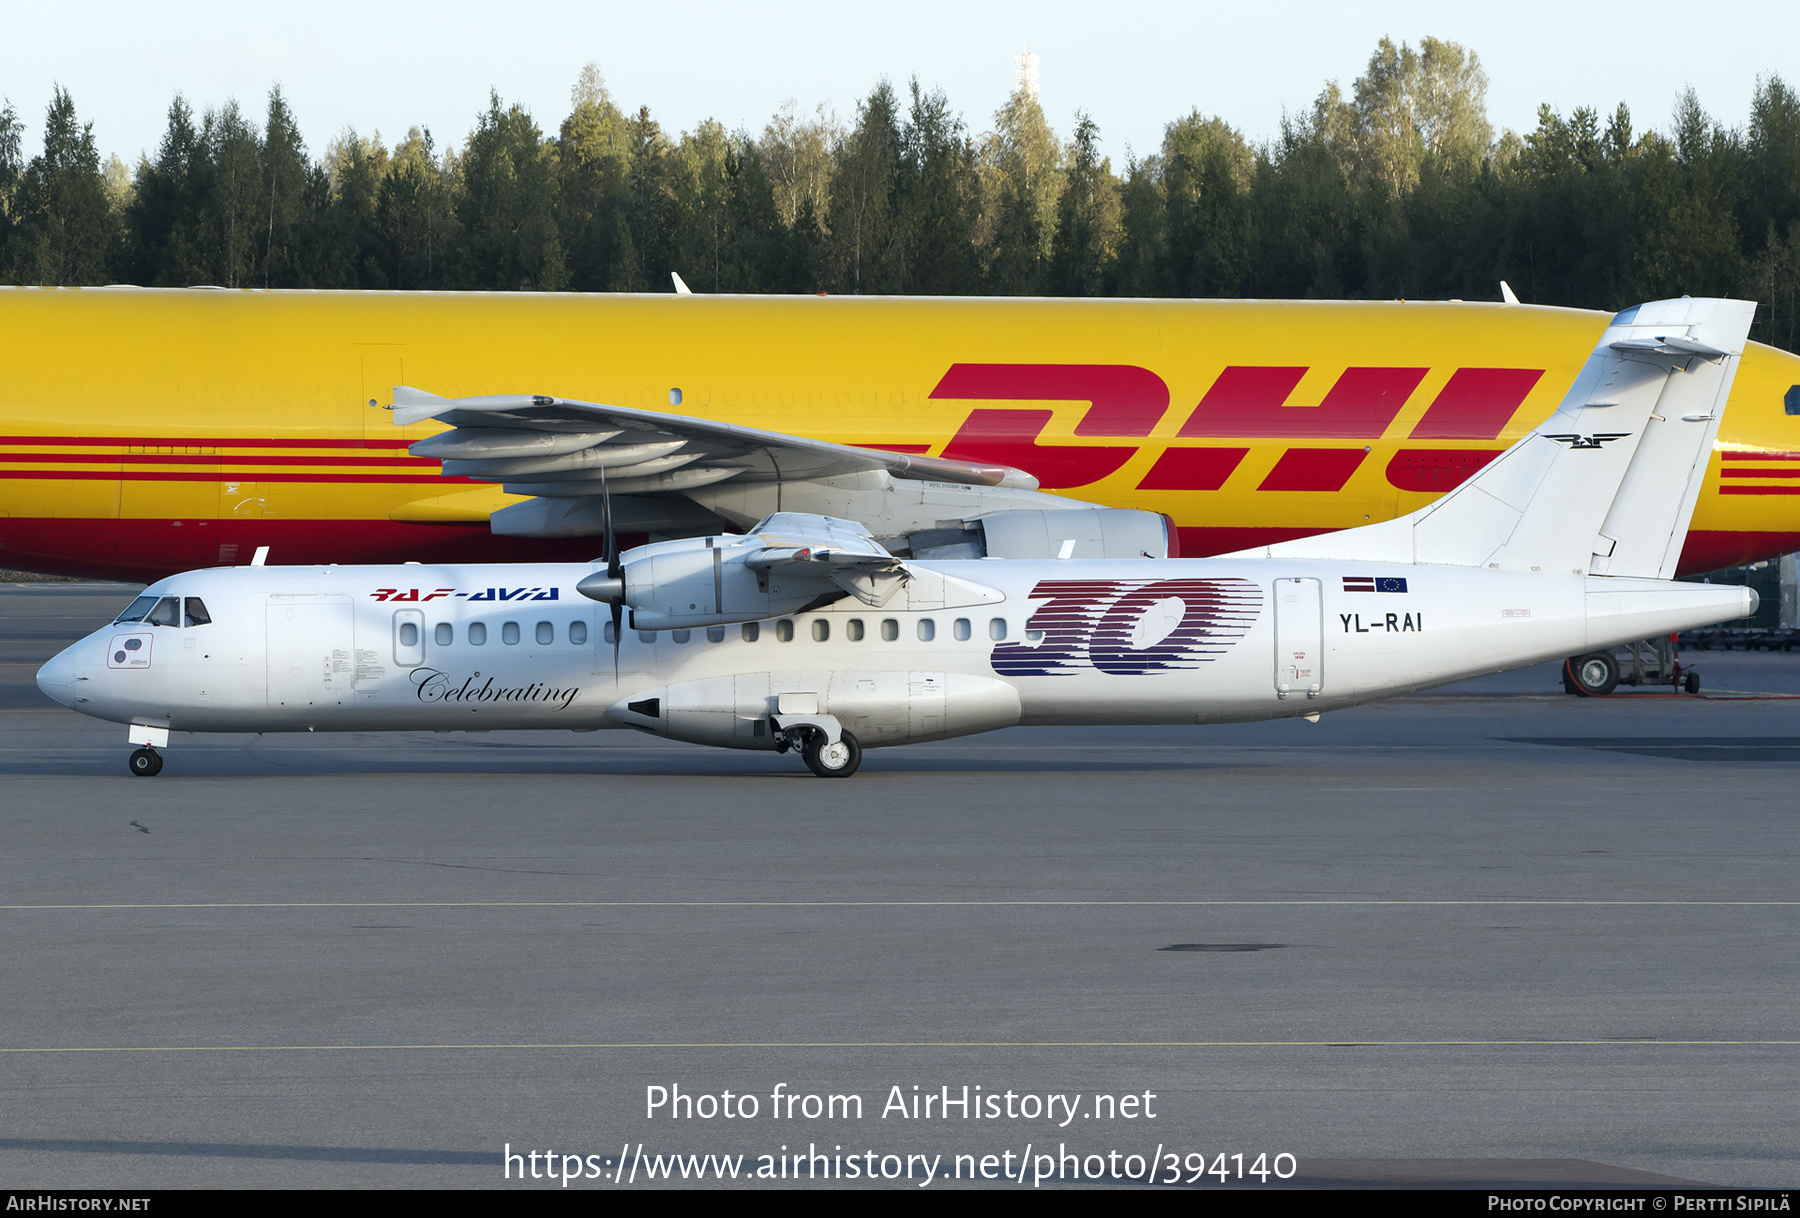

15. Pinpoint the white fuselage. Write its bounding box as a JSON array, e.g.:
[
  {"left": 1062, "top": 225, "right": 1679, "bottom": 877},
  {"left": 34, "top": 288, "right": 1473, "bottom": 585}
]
[{"left": 37, "top": 557, "right": 1753, "bottom": 750}]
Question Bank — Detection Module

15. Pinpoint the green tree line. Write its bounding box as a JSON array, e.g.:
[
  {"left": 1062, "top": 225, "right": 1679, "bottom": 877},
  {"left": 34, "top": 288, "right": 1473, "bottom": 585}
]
[{"left": 2, "top": 40, "right": 1798, "bottom": 351}]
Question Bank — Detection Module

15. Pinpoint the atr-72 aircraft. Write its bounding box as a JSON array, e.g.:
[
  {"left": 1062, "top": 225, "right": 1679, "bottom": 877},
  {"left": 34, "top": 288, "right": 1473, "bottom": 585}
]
[
  {"left": 2, "top": 287, "right": 1799, "bottom": 585},
  {"left": 37, "top": 298, "right": 1761, "bottom": 777}
]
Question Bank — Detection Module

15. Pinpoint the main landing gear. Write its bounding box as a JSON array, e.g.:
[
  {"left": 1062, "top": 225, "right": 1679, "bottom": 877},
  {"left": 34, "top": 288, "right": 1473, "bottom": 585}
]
[
  {"left": 128, "top": 747, "right": 163, "bottom": 777},
  {"left": 774, "top": 722, "right": 864, "bottom": 778},
  {"left": 803, "top": 730, "right": 863, "bottom": 778}
]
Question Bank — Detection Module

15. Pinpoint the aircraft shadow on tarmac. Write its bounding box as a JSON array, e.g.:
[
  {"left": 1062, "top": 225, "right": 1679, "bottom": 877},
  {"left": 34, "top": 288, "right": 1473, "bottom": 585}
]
[{"left": 0, "top": 745, "right": 1236, "bottom": 779}]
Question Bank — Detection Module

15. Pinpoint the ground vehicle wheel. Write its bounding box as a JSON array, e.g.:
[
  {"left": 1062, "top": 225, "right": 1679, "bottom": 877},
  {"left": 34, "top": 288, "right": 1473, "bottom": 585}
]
[
  {"left": 128, "top": 747, "right": 163, "bottom": 777},
  {"left": 1567, "top": 652, "right": 1620, "bottom": 697},
  {"left": 803, "top": 730, "right": 862, "bottom": 778},
  {"left": 1685, "top": 670, "right": 1701, "bottom": 695}
]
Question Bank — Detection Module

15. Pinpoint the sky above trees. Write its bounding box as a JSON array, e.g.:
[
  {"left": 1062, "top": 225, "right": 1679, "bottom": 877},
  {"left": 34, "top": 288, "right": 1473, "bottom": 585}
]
[
  {"left": 1, "top": 1, "right": 1795, "bottom": 169},
  {"left": 3, "top": 36, "right": 1797, "bottom": 354}
]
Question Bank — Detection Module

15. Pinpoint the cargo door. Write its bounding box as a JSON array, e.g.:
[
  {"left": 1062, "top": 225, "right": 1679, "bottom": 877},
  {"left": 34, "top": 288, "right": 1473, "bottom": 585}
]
[
  {"left": 266, "top": 595, "right": 355, "bottom": 709},
  {"left": 1273, "top": 577, "right": 1323, "bottom": 698}
]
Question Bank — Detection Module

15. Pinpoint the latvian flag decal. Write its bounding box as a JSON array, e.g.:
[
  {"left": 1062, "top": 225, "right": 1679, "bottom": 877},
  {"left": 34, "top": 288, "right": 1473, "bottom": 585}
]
[{"left": 1343, "top": 576, "right": 1409, "bottom": 593}]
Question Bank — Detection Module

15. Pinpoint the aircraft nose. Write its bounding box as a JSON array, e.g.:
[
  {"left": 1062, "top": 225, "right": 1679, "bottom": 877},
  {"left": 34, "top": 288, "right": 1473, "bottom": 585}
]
[{"left": 36, "top": 647, "right": 76, "bottom": 708}]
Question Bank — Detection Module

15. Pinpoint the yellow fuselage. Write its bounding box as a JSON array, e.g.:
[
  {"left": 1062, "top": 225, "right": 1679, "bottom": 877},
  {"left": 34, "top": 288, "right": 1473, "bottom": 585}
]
[{"left": 3, "top": 288, "right": 1798, "bottom": 578}]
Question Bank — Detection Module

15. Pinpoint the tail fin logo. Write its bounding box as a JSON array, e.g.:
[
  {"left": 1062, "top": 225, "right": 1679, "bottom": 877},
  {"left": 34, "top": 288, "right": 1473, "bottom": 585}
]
[{"left": 1542, "top": 433, "right": 1631, "bottom": 449}]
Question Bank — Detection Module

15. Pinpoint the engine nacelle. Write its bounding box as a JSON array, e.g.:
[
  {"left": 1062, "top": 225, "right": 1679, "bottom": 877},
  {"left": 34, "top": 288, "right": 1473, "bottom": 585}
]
[
  {"left": 609, "top": 670, "right": 1023, "bottom": 750},
  {"left": 578, "top": 514, "right": 916, "bottom": 630}
]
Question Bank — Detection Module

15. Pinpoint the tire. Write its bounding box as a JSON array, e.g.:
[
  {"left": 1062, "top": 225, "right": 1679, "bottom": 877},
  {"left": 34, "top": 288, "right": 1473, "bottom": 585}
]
[
  {"left": 803, "top": 729, "right": 862, "bottom": 778},
  {"left": 1568, "top": 652, "right": 1620, "bottom": 697},
  {"left": 1685, "top": 670, "right": 1700, "bottom": 695},
  {"left": 128, "top": 748, "right": 162, "bottom": 777}
]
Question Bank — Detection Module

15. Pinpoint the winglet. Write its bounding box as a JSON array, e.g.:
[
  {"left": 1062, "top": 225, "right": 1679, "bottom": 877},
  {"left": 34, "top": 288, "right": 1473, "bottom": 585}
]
[
  {"left": 672, "top": 272, "right": 694, "bottom": 295},
  {"left": 392, "top": 387, "right": 555, "bottom": 427},
  {"left": 393, "top": 385, "right": 452, "bottom": 426},
  {"left": 1500, "top": 280, "right": 1520, "bottom": 305}
]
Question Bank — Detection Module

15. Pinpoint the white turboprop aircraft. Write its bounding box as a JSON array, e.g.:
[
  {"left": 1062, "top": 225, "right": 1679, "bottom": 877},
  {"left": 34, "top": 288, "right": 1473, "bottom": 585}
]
[{"left": 37, "top": 298, "right": 1761, "bottom": 779}]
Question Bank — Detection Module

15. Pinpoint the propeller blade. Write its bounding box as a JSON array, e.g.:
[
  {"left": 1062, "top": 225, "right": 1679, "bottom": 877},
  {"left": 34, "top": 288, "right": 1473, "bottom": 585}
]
[{"left": 602, "top": 465, "right": 621, "bottom": 676}]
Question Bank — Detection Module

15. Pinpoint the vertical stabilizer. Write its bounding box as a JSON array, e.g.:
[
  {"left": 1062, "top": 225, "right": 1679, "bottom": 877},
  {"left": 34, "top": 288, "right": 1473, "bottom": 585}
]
[{"left": 1245, "top": 297, "right": 1756, "bottom": 575}]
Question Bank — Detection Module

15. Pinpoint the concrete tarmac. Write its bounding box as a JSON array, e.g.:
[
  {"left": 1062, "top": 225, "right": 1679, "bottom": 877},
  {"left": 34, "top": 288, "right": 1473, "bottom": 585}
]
[{"left": 3, "top": 582, "right": 1798, "bottom": 1190}]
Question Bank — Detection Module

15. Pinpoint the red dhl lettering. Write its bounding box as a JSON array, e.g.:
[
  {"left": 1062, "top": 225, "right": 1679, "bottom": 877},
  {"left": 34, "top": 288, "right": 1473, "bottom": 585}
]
[{"left": 927, "top": 362, "right": 1544, "bottom": 491}]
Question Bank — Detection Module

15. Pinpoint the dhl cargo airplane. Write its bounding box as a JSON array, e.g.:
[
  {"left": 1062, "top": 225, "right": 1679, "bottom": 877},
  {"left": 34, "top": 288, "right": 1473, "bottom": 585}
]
[{"left": 2, "top": 287, "right": 1799, "bottom": 583}]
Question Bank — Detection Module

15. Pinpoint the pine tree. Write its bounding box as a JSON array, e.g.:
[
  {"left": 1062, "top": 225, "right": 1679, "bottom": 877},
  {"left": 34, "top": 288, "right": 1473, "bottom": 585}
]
[
  {"left": 824, "top": 81, "right": 902, "bottom": 293},
  {"left": 7, "top": 87, "right": 116, "bottom": 285}
]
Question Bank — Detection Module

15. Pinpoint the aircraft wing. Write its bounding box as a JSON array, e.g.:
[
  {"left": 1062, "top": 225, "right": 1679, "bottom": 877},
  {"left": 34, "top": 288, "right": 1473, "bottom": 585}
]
[{"left": 393, "top": 386, "right": 1039, "bottom": 496}]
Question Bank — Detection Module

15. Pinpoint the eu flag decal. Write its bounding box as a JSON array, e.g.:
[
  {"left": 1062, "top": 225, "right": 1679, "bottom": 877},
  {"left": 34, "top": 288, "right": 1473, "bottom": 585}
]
[{"left": 1343, "top": 576, "right": 1408, "bottom": 593}]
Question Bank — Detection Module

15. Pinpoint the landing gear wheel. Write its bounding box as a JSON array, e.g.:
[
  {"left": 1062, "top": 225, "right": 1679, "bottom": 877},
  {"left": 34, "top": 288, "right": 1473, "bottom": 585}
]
[
  {"left": 803, "top": 730, "right": 862, "bottom": 778},
  {"left": 128, "top": 747, "right": 163, "bottom": 777},
  {"left": 1685, "top": 670, "right": 1701, "bottom": 695},
  {"left": 1566, "top": 652, "right": 1620, "bottom": 697}
]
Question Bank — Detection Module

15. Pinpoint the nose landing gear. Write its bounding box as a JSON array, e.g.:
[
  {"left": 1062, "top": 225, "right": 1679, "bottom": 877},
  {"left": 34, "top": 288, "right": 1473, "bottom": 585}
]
[{"left": 128, "top": 747, "right": 164, "bottom": 777}]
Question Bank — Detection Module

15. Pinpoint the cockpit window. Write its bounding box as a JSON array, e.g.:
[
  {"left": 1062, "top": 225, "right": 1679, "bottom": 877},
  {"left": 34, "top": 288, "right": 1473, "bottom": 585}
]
[
  {"left": 146, "top": 597, "right": 180, "bottom": 627},
  {"left": 184, "top": 597, "right": 212, "bottom": 627},
  {"left": 113, "top": 595, "right": 158, "bottom": 624}
]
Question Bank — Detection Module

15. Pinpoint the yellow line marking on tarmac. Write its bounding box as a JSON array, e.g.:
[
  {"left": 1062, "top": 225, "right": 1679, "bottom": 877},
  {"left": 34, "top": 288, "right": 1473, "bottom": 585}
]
[
  {"left": 6, "top": 900, "right": 1800, "bottom": 910},
  {"left": 2, "top": 1040, "right": 1797, "bottom": 1054}
]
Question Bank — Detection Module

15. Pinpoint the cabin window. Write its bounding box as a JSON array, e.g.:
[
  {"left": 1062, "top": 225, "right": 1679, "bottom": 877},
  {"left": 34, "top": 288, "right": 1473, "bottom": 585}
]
[
  {"left": 812, "top": 620, "right": 829, "bottom": 642},
  {"left": 672, "top": 629, "right": 691, "bottom": 643},
  {"left": 880, "top": 618, "right": 898, "bottom": 641},
  {"left": 1025, "top": 629, "right": 1045, "bottom": 643},
  {"left": 989, "top": 618, "right": 1008, "bottom": 640},
  {"left": 953, "top": 618, "right": 971, "bottom": 641},
  {"left": 741, "top": 622, "right": 760, "bottom": 642},
  {"left": 393, "top": 609, "right": 425, "bottom": 667},
  {"left": 469, "top": 622, "right": 488, "bottom": 645},
  {"left": 570, "top": 621, "right": 588, "bottom": 645},
  {"left": 184, "top": 598, "right": 212, "bottom": 627},
  {"left": 917, "top": 618, "right": 936, "bottom": 641},
  {"left": 114, "top": 595, "right": 157, "bottom": 624},
  {"left": 502, "top": 621, "right": 521, "bottom": 645},
  {"left": 603, "top": 621, "right": 616, "bottom": 645},
  {"left": 637, "top": 630, "right": 655, "bottom": 643},
  {"left": 706, "top": 626, "right": 725, "bottom": 643},
  {"left": 776, "top": 619, "right": 794, "bottom": 642},
  {"left": 847, "top": 619, "right": 865, "bottom": 641},
  {"left": 435, "top": 622, "right": 453, "bottom": 646},
  {"left": 536, "top": 621, "right": 555, "bottom": 645},
  {"left": 146, "top": 597, "right": 180, "bottom": 627}
]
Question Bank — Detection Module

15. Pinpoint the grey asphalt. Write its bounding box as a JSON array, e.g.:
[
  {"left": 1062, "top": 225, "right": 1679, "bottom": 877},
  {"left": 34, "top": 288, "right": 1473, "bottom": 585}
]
[{"left": 3, "top": 582, "right": 1798, "bottom": 1190}]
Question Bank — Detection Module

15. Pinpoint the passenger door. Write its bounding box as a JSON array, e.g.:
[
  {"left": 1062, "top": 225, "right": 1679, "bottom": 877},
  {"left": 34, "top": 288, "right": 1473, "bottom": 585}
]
[{"left": 1273, "top": 577, "right": 1323, "bottom": 699}]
